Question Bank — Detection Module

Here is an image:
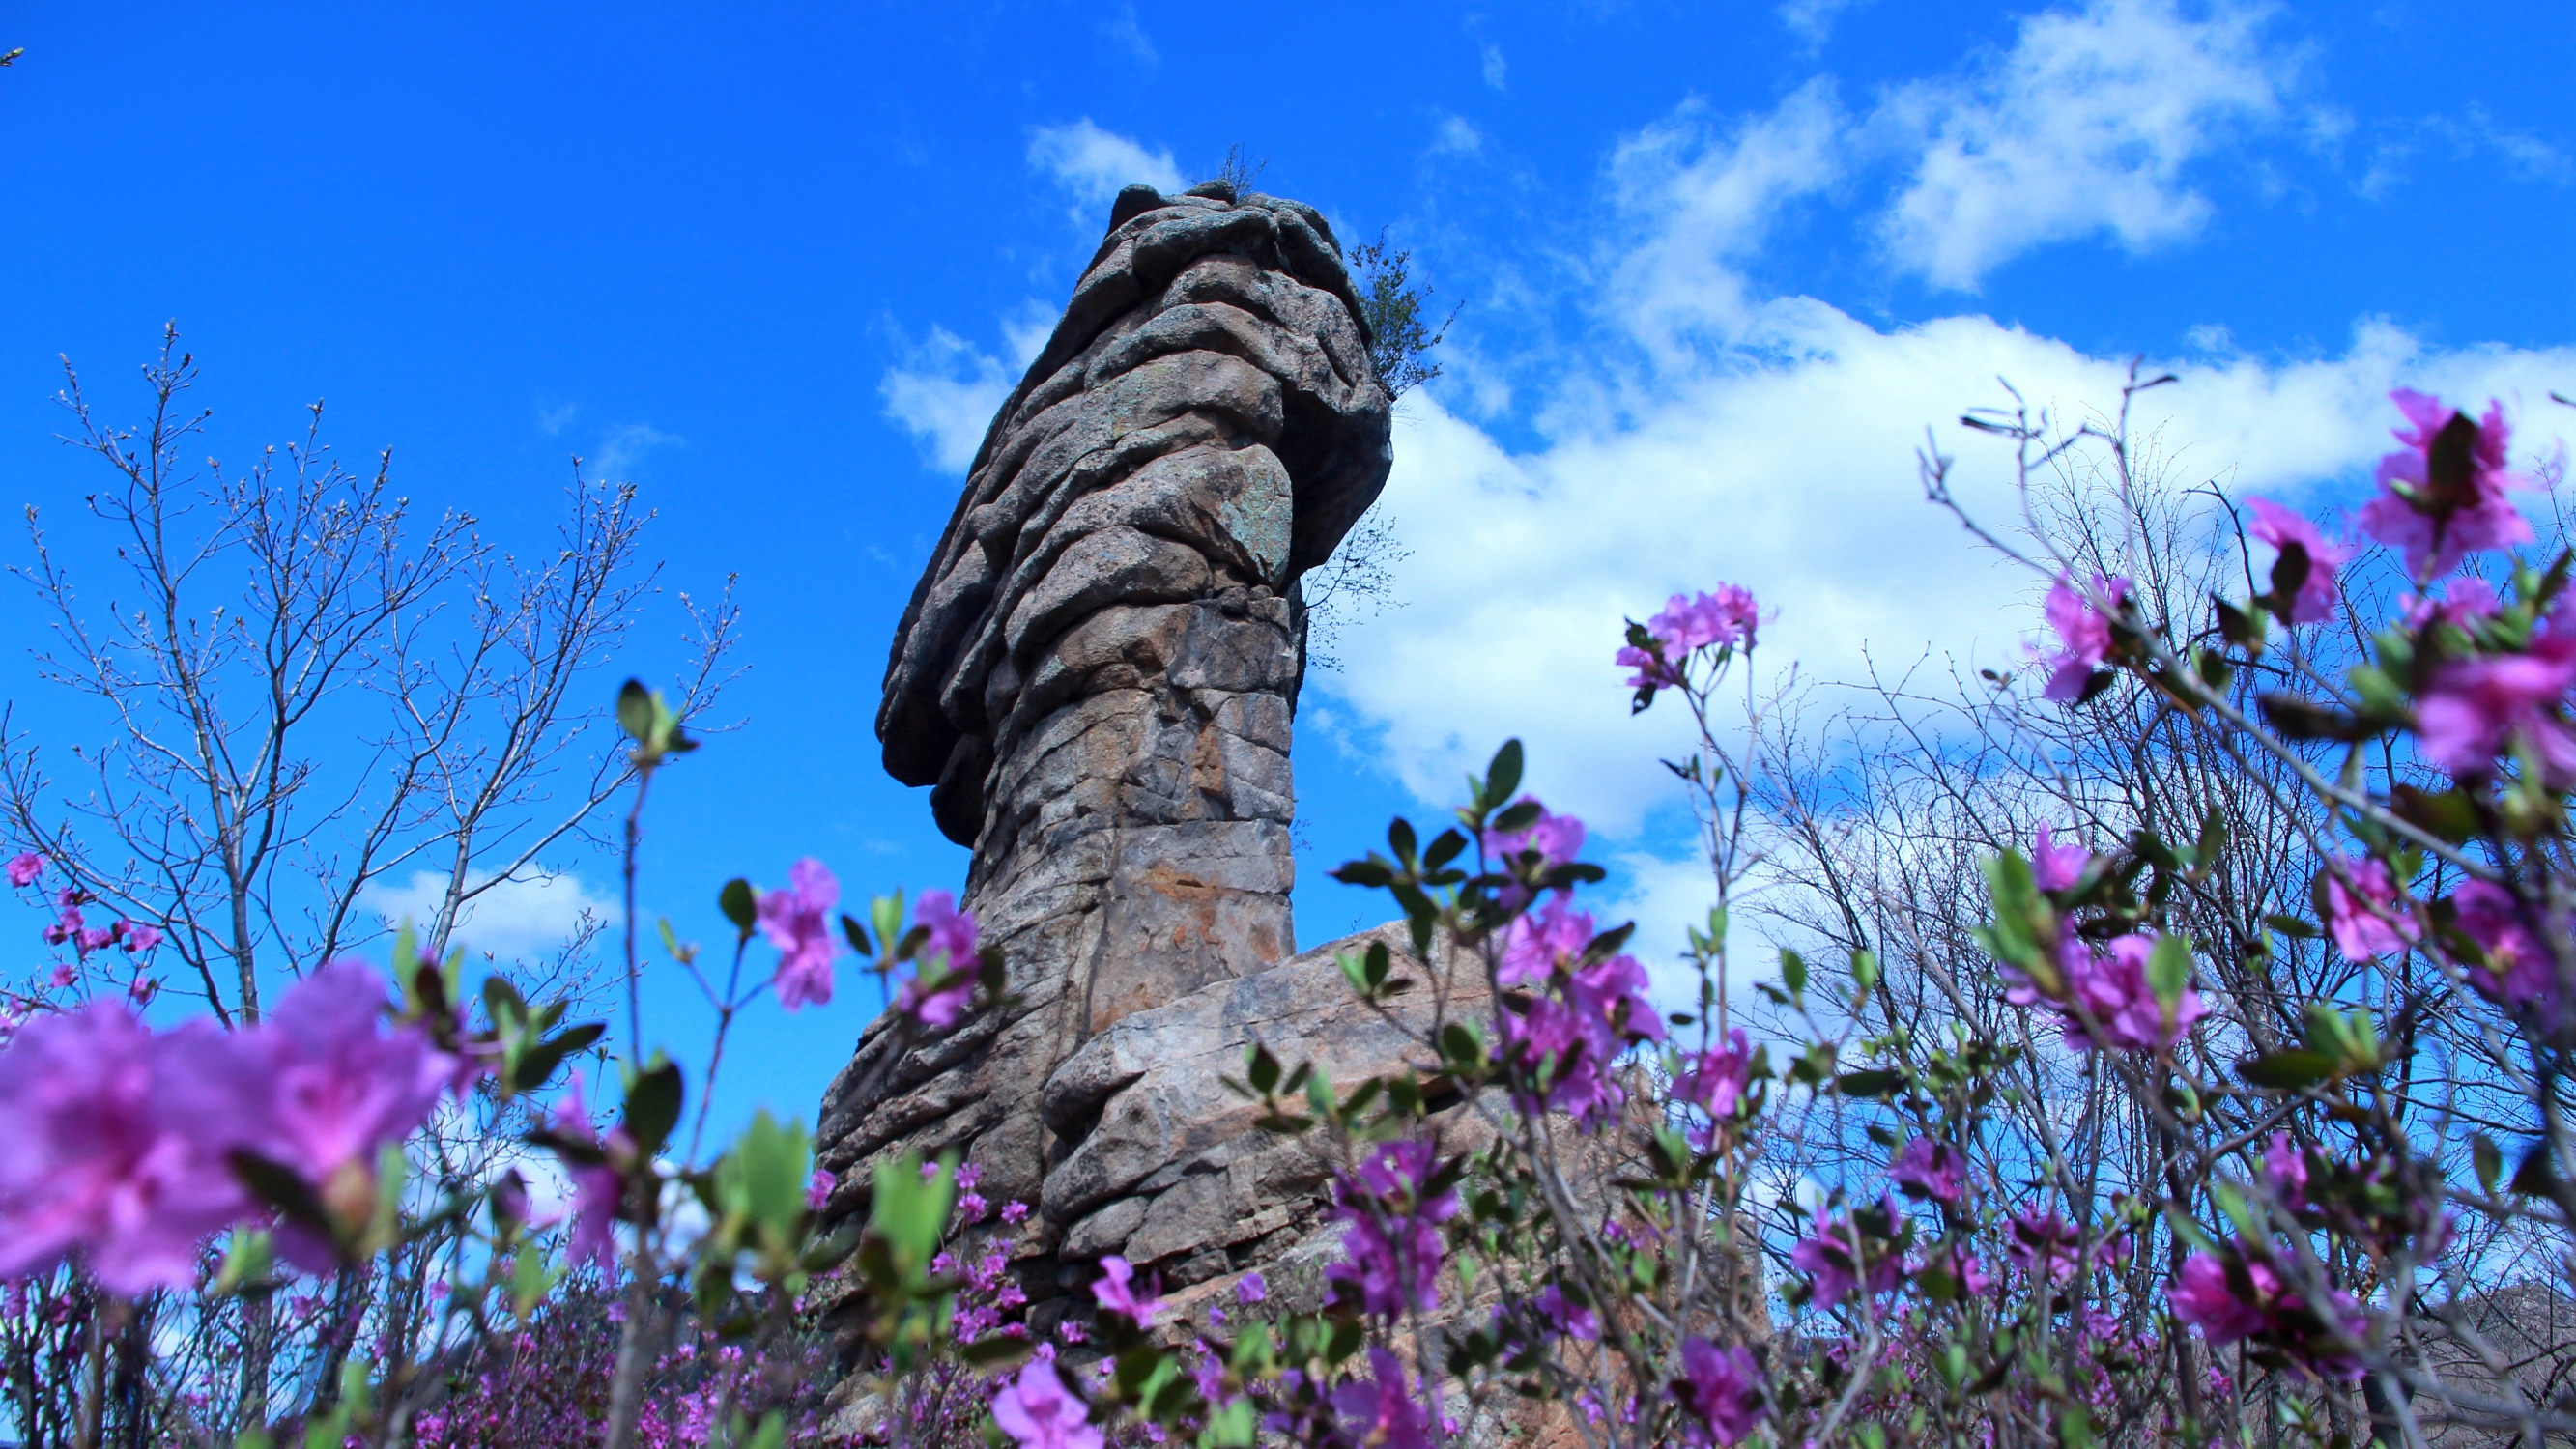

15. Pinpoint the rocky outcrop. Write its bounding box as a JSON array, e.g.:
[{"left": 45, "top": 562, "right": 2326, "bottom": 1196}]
[{"left": 815, "top": 181, "right": 1398, "bottom": 1321}]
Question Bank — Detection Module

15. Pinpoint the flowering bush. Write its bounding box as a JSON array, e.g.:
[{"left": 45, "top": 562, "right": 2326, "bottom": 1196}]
[{"left": 10, "top": 380, "right": 2576, "bottom": 1449}]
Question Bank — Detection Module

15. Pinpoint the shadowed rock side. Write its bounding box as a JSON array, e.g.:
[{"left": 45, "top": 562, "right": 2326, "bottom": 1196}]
[{"left": 815, "top": 183, "right": 1398, "bottom": 1330}]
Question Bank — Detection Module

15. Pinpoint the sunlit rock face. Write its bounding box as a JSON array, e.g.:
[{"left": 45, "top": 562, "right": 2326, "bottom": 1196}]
[{"left": 817, "top": 183, "right": 1424, "bottom": 1340}]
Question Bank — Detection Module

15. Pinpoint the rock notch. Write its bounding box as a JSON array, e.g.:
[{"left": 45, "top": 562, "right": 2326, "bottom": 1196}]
[{"left": 818, "top": 183, "right": 1465, "bottom": 1326}]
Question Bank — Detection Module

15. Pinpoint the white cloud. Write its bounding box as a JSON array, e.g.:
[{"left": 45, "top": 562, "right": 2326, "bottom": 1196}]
[
  {"left": 881, "top": 327, "right": 1014, "bottom": 473},
  {"left": 1480, "top": 43, "right": 1508, "bottom": 92},
  {"left": 1026, "top": 119, "right": 1188, "bottom": 211},
  {"left": 1324, "top": 310, "right": 2576, "bottom": 846},
  {"left": 1875, "top": 0, "right": 2288, "bottom": 291},
  {"left": 1778, "top": 0, "right": 1874, "bottom": 46},
  {"left": 587, "top": 422, "right": 684, "bottom": 481},
  {"left": 1432, "top": 114, "right": 1485, "bottom": 157},
  {"left": 1099, "top": 4, "right": 1159, "bottom": 68},
  {"left": 362, "top": 869, "right": 617, "bottom": 965}
]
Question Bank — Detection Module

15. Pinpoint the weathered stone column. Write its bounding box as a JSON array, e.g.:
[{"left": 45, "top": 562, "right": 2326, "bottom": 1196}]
[{"left": 815, "top": 181, "right": 1392, "bottom": 1272}]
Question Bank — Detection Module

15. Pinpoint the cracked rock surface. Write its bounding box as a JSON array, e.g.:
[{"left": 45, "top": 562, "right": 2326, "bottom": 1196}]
[{"left": 816, "top": 183, "right": 1431, "bottom": 1366}]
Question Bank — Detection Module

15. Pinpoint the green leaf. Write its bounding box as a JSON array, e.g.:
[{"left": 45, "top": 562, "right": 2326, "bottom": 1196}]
[
  {"left": 2263, "top": 912, "right": 2322, "bottom": 941},
  {"left": 2473, "top": 1133, "right": 2504, "bottom": 1196},
  {"left": 720, "top": 878, "right": 758, "bottom": 933},
  {"left": 2238, "top": 1049, "right": 2333, "bottom": 1091},
  {"left": 2511, "top": 1140, "right": 2556, "bottom": 1197},
  {"left": 1483, "top": 739, "right": 1524, "bottom": 810},
  {"left": 1246, "top": 1042, "right": 1281, "bottom": 1095},
  {"left": 1836, "top": 1068, "right": 1906, "bottom": 1100},
  {"left": 1489, "top": 801, "right": 1540, "bottom": 837},
  {"left": 622, "top": 1058, "right": 686, "bottom": 1157},
  {"left": 841, "top": 913, "right": 873, "bottom": 956},
  {"left": 1850, "top": 949, "right": 1879, "bottom": 997},
  {"left": 1422, "top": 829, "right": 1468, "bottom": 871},
  {"left": 1779, "top": 949, "right": 1807, "bottom": 998},
  {"left": 617, "top": 678, "right": 654, "bottom": 741},
  {"left": 2147, "top": 934, "right": 2193, "bottom": 1024},
  {"left": 508, "top": 1021, "right": 605, "bottom": 1095}
]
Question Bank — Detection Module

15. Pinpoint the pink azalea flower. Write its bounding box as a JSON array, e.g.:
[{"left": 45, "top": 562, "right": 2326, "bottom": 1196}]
[
  {"left": 914, "top": 889, "right": 978, "bottom": 967},
  {"left": 2322, "top": 856, "right": 2417, "bottom": 961},
  {"left": 121, "top": 922, "right": 162, "bottom": 954},
  {"left": 1497, "top": 896, "right": 1593, "bottom": 986},
  {"left": 1327, "top": 1138, "right": 1459, "bottom": 1319},
  {"left": 2404, "top": 577, "right": 2502, "bottom": 629},
  {"left": 1328, "top": 1349, "right": 1435, "bottom": 1449},
  {"left": 1790, "top": 1205, "right": 1905, "bottom": 1309},
  {"left": 1235, "top": 1270, "right": 1267, "bottom": 1304},
  {"left": 991, "top": 1359, "right": 1102, "bottom": 1449},
  {"left": 0, "top": 1004, "right": 263, "bottom": 1295},
  {"left": 1923, "top": 1242, "right": 1991, "bottom": 1295},
  {"left": 5, "top": 853, "right": 41, "bottom": 888},
  {"left": 1891, "top": 1137, "right": 1966, "bottom": 1206},
  {"left": 758, "top": 859, "right": 841, "bottom": 1011},
  {"left": 1001, "top": 1200, "right": 1031, "bottom": 1226},
  {"left": 2450, "top": 880, "right": 2567, "bottom": 1027},
  {"left": 2007, "top": 1209, "right": 2082, "bottom": 1283},
  {"left": 2170, "top": 1251, "right": 2365, "bottom": 1379},
  {"left": 2031, "top": 825, "right": 2093, "bottom": 893},
  {"left": 2244, "top": 498, "right": 2354, "bottom": 624},
  {"left": 552, "top": 1079, "right": 627, "bottom": 1271},
  {"left": 1676, "top": 1339, "right": 1766, "bottom": 1447},
  {"left": 2414, "top": 636, "right": 2576, "bottom": 784},
  {"left": 1090, "top": 1255, "right": 1161, "bottom": 1327},
  {"left": 1483, "top": 797, "right": 1587, "bottom": 875},
  {"left": 2038, "top": 574, "right": 2132, "bottom": 702},
  {"left": 1650, "top": 586, "right": 1760, "bottom": 654},
  {"left": 806, "top": 1168, "right": 835, "bottom": 1212},
  {"left": 1534, "top": 1282, "right": 1599, "bottom": 1342},
  {"left": 2358, "top": 390, "right": 2532, "bottom": 581},
  {"left": 2049, "top": 931, "right": 2205, "bottom": 1052},
  {"left": 1675, "top": 1028, "right": 1752, "bottom": 1127},
  {"left": 2264, "top": 1134, "right": 2308, "bottom": 1212}
]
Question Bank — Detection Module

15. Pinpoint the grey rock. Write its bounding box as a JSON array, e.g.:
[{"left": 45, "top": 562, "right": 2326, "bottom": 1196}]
[{"left": 817, "top": 186, "right": 1393, "bottom": 1356}]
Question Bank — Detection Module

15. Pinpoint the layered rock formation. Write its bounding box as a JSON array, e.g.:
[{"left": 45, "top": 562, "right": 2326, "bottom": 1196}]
[{"left": 817, "top": 181, "right": 1466, "bottom": 1328}]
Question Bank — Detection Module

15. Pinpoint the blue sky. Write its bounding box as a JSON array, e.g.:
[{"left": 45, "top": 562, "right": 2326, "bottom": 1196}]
[{"left": 2, "top": 0, "right": 2572, "bottom": 1134}]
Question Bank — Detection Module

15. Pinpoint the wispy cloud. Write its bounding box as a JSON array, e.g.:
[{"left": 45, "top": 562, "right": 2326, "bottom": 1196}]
[
  {"left": 2360, "top": 104, "right": 2573, "bottom": 197},
  {"left": 881, "top": 327, "right": 1013, "bottom": 473},
  {"left": 1480, "top": 42, "right": 1507, "bottom": 91},
  {"left": 1027, "top": 118, "right": 1188, "bottom": 213},
  {"left": 1431, "top": 114, "right": 1485, "bottom": 157},
  {"left": 1875, "top": 0, "right": 2289, "bottom": 291},
  {"left": 361, "top": 869, "right": 617, "bottom": 966},
  {"left": 587, "top": 422, "right": 684, "bottom": 481},
  {"left": 1777, "top": 0, "right": 1874, "bottom": 47},
  {"left": 1099, "top": 4, "right": 1159, "bottom": 69}
]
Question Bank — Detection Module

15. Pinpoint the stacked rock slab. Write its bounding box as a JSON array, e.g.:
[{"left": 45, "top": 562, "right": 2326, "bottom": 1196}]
[{"left": 817, "top": 181, "right": 1436, "bottom": 1327}]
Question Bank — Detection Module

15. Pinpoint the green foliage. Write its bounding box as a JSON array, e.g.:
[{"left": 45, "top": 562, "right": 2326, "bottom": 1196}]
[{"left": 1350, "top": 230, "right": 1457, "bottom": 401}]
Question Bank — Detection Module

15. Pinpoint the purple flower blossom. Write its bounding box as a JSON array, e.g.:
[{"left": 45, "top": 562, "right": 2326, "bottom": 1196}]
[
  {"left": 2405, "top": 577, "right": 2501, "bottom": 629},
  {"left": 2323, "top": 856, "right": 2417, "bottom": 961},
  {"left": 6, "top": 853, "right": 41, "bottom": 888},
  {"left": 2449, "top": 880, "right": 2567, "bottom": 1027},
  {"left": 122, "top": 922, "right": 162, "bottom": 954},
  {"left": 1483, "top": 798, "right": 1586, "bottom": 875},
  {"left": 2041, "top": 574, "right": 2132, "bottom": 702},
  {"left": 1676, "top": 1339, "right": 1766, "bottom": 1447},
  {"left": 1328, "top": 1138, "right": 1459, "bottom": 1319},
  {"left": 1328, "top": 1349, "right": 1435, "bottom": 1449},
  {"left": 2045, "top": 931, "right": 2206, "bottom": 1053},
  {"left": 1235, "top": 1271, "right": 1267, "bottom": 1304},
  {"left": 1001, "top": 1200, "right": 1031, "bottom": 1226},
  {"left": 992, "top": 1360, "right": 1102, "bottom": 1449},
  {"left": 806, "top": 1168, "right": 835, "bottom": 1212},
  {"left": 1789, "top": 1204, "right": 1905, "bottom": 1309},
  {"left": 1652, "top": 586, "right": 1760, "bottom": 653},
  {"left": 2358, "top": 390, "right": 2532, "bottom": 580},
  {"left": 0, "top": 1004, "right": 261, "bottom": 1295},
  {"left": 1498, "top": 896, "right": 1592, "bottom": 987},
  {"left": 552, "top": 1079, "right": 626, "bottom": 1271},
  {"left": 2170, "top": 1249, "right": 2365, "bottom": 1379},
  {"left": 2264, "top": 1134, "right": 2308, "bottom": 1212},
  {"left": 894, "top": 890, "right": 979, "bottom": 1030},
  {"left": 758, "top": 859, "right": 841, "bottom": 1011},
  {"left": 245, "top": 964, "right": 453, "bottom": 1270},
  {"left": 2006, "top": 1210, "right": 2082, "bottom": 1283},
  {"left": 2031, "top": 825, "right": 2093, "bottom": 893},
  {"left": 1090, "top": 1255, "right": 1161, "bottom": 1327},
  {"left": 2415, "top": 635, "right": 2576, "bottom": 784},
  {"left": 1534, "top": 1282, "right": 1599, "bottom": 1342},
  {"left": 1890, "top": 1137, "right": 1966, "bottom": 1206},
  {"left": 1674, "top": 1027, "right": 1752, "bottom": 1137},
  {"left": 2245, "top": 498, "right": 2354, "bottom": 624},
  {"left": 1922, "top": 1242, "right": 1991, "bottom": 1296}
]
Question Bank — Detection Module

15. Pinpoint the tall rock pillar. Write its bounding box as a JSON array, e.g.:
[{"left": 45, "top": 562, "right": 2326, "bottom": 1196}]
[{"left": 816, "top": 182, "right": 1392, "bottom": 1260}]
